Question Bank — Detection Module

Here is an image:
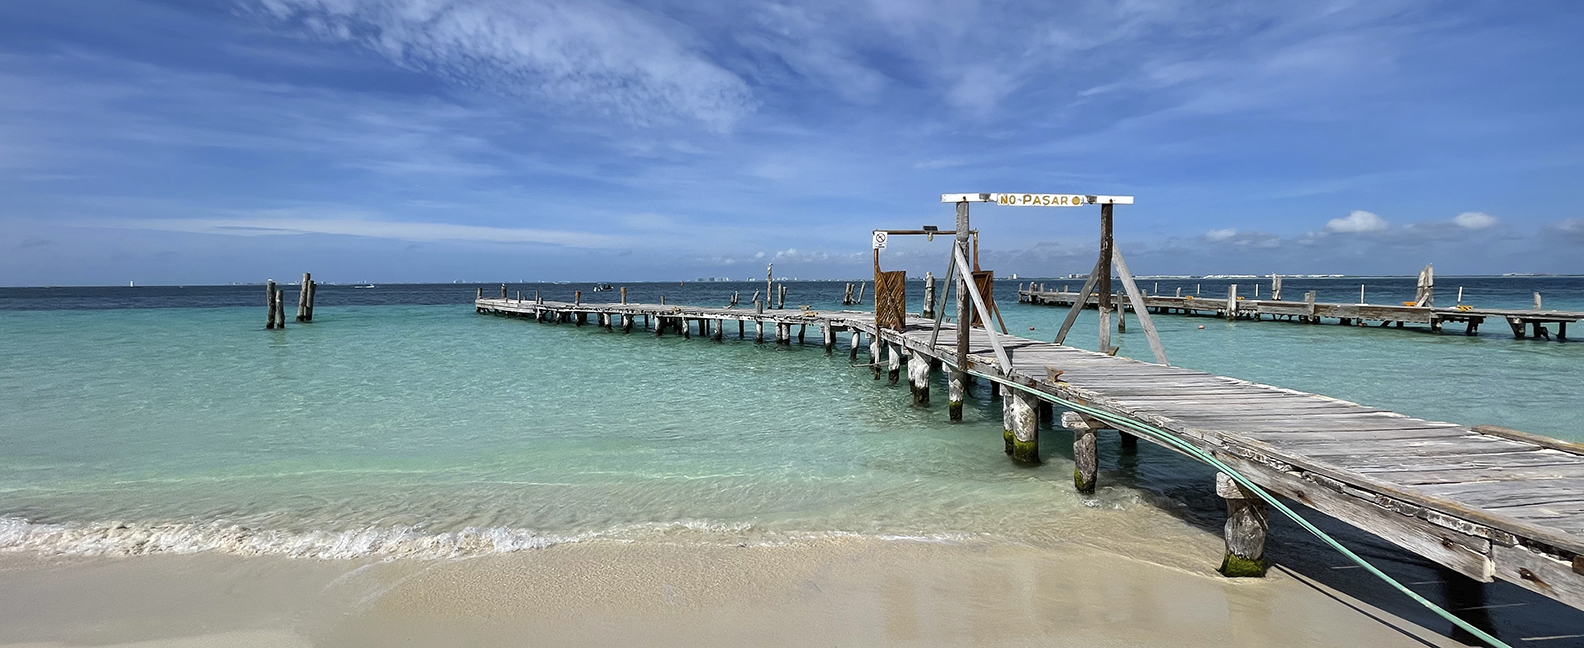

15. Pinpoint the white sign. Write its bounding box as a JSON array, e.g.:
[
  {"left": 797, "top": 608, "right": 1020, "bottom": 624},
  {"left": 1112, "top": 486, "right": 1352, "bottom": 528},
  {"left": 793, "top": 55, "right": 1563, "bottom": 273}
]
[
  {"left": 871, "top": 230, "right": 888, "bottom": 250},
  {"left": 939, "top": 193, "right": 1135, "bottom": 205},
  {"left": 997, "top": 193, "right": 1087, "bottom": 207}
]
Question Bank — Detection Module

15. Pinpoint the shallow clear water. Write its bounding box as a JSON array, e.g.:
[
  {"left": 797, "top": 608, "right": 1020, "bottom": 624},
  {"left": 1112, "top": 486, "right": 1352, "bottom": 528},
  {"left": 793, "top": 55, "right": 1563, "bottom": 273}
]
[
  {"left": 2, "top": 278, "right": 1581, "bottom": 554},
  {"left": 4, "top": 278, "right": 1583, "bottom": 638}
]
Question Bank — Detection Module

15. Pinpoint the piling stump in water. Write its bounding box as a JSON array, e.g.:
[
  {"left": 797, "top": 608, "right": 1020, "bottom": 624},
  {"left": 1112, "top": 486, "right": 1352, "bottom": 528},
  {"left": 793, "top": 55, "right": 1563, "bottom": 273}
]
[
  {"left": 1010, "top": 389, "right": 1040, "bottom": 463},
  {"left": 296, "top": 273, "right": 311, "bottom": 322},
  {"left": 869, "top": 336, "right": 882, "bottom": 380},
  {"left": 909, "top": 349, "right": 931, "bottom": 406},
  {"left": 273, "top": 287, "right": 286, "bottom": 329},
  {"left": 1002, "top": 396, "right": 1014, "bottom": 454},
  {"left": 1216, "top": 472, "right": 1269, "bottom": 577},
  {"left": 947, "top": 369, "right": 965, "bottom": 421},
  {"left": 1062, "top": 411, "right": 1096, "bottom": 491},
  {"left": 266, "top": 280, "right": 278, "bottom": 329}
]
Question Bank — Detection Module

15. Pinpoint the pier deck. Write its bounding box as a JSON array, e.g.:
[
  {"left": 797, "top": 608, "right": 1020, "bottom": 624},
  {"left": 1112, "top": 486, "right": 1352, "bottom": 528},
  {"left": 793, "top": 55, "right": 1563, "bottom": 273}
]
[
  {"left": 1019, "top": 288, "right": 1583, "bottom": 340},
  {"left": 477, "top": 296, "right": 1584, "bottom": 611}
]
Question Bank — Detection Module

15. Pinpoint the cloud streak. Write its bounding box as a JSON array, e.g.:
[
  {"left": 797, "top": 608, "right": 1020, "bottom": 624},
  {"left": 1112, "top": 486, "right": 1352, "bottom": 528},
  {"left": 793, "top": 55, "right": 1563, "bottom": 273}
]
[{"left": 250, "top": 0, "right": 757, "bottom": 129}]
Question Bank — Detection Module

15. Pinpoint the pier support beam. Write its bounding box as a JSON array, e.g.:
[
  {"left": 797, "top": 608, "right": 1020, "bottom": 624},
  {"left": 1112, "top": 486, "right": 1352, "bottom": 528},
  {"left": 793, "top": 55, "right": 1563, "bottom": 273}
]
[
  {"left": 622, "top": 314, "right": 633, "bottom": 333},
  {"left": 849, "top": 332, "right": 860, "bottom": 360},
  {"left": 822, "top": 325, "right": 835, "bottom": 354},
  {"left": 887, "top": 343, "right": 902, "bottom": 385},
  {"left": 1217, "top": 473, "right": 1269, "bottom": 577},
  {"left": 1009, "top": 389, "right": 1039, "bottom": 463},
  {"left": 870, "top": 336, "right": 882, "bottom": 380},
  {"left": 947, "top": 369, "right": 965, "bottom": 421},
  {"left": 1062, "top": 411, "right": 1096, "bottom": 492},
  {"left": 1002, "top": 396, "right": 1014, "bottom": 454},
  {"left": 909, "top": 349, "right": 931, "bottom": 406},
  {"left": 712, "top": 319, "right": 724, "bottom": 341},
  {"left": 755, "top": 321, "right": 764, "bottom": 343}
]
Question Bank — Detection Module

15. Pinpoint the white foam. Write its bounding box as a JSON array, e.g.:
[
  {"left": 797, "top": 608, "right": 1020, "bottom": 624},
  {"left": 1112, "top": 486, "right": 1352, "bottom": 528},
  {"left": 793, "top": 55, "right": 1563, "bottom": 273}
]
[{"left": 0, "top": 516, "right": 592, "bottom": 559}]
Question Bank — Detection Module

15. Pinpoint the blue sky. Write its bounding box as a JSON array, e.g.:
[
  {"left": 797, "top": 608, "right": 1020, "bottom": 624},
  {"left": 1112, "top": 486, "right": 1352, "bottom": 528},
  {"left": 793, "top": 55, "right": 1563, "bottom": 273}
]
[{"left": 2, "top": 0, "right": 1582, "bottom": 285}]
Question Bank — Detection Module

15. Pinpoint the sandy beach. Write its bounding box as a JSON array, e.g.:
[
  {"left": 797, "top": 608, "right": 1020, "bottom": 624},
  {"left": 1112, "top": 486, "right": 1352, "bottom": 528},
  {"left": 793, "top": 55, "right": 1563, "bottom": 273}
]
[{"left": 0, "top": 537, "right": 1463, "bottom": 648}]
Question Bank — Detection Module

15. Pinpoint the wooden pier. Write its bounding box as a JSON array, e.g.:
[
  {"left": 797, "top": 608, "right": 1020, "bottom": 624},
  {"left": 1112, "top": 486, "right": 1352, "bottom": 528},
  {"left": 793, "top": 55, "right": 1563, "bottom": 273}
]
[
  {"left": 477, "top": 295, "right": 1584, "bottom": 612},
  {"left": 1018, "top": 286, "right": 1582, "bottom": 340}
]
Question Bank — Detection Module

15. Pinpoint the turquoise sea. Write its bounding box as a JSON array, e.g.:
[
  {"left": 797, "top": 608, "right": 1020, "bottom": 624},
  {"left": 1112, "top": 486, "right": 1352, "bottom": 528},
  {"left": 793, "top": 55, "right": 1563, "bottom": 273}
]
[{"left": 2, "top": 277, "right": 1582, "bottom": 640}]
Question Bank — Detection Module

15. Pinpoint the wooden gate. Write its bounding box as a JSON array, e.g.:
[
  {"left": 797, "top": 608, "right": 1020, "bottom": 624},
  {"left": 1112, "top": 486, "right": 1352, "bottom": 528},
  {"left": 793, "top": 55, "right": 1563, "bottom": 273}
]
[
  {"left": 875, "top": 270, "right": 907, "bottom": 331},
  {"left": 971, "top": 270, "right": 994, "bottom": 327}
]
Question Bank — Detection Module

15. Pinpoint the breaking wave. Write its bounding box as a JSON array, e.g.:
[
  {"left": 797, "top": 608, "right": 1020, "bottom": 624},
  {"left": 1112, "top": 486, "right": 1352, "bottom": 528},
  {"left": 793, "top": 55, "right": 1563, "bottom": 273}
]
[{"left": 0, "top": 516, "right": 974, "bottom": 560}]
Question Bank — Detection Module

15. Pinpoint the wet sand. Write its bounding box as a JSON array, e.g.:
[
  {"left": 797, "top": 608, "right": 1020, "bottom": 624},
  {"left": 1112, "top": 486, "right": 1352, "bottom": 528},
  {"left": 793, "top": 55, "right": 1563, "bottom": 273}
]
[{"left": 0, "top": 537, "right": 1462, "bottom": 648}]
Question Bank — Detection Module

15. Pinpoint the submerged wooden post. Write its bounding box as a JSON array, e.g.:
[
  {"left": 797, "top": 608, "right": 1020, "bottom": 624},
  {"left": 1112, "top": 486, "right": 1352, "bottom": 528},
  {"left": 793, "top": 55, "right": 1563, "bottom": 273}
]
[
  {"left": 887, "top": 342, "right": 902, "bottom": 385},
  {"left": 823, "top": 325, "right": 835, "bottom": 354},
  {"left": 713, "top": 318, "right": 724, "bottom": 341},
  {"left": 1002, "top": 395, "right": 1014, "bottom": 454},
  {"left": 1535, "top": 292, "right": 1543, "bottom": 310},
  {"left": 1061, "top": 411, "right": 1095, "bottom": 491},
  {"left": 755, "top": 320, "right": 764, "bottom": 343},
  {"left": 622, "top": 314, "right": 633, "bottom": 333},
  {"left": 738, "top": 319, "right": 744, "bottom": 339},
  {"left": 305, "top": 278, "right": 315, "bottom": 321},
  {"left": 273, "top": 287, "right": 286, "bottom": 329},
  {"left": 1217, "top": 473, "right": 1269, "bottom": 577},
  {"left": 870, "top": 335, "right": 882, "bottom": 380},
  {"left": 296, "top": 272, "right": 311, "bottom": 321},
  {"left": 798, "top": 323, "right": 806, "bottom": 344},
  {"left": 266, "top": 280, "right": 278, "bottom": 329},
  {"left": 849, "top": 331, "right": 860, "bottom": 360},
  {"left": 909, "top": 349, "right": 931, "bottom": 405},
  {"left": 1009, "top": 388, "right": 1039, "bottom": 463},
  {"left": 922, "top": 272, "right": 936, "bottom": 319}
]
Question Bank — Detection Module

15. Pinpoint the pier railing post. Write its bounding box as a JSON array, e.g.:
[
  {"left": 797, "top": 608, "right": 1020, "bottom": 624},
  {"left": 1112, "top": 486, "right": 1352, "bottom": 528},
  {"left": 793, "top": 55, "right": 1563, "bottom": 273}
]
[
  {"left": 1216, "top": 473, "right": 1269, "bottom": 577},
  {"left": 951, "top": 199, "right": 970, "bottom": 422}
]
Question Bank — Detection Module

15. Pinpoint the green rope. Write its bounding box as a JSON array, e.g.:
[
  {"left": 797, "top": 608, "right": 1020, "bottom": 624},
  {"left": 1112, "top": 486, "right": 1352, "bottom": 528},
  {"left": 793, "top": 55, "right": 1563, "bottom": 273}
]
[{"left": 947, "top": 361, "right": 1511, "bottom": 648}]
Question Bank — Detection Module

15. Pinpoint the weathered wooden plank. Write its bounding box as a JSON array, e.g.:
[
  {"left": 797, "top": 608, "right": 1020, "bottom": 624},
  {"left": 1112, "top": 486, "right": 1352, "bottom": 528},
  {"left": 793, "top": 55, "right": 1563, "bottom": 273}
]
[{"left": 1491, "top": 543, "right": 1584, "bottom": 610}]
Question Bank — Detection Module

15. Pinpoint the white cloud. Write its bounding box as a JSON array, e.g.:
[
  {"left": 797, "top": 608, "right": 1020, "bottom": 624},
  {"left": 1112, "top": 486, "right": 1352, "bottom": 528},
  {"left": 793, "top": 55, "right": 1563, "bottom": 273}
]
[
  {"left": 1452, "top": 211, "right": 1498, "bottom": 229},
  {"left": 1204, "top": 228, "right": 1237, "bottom": 241},
  {"left": 1325, "top": 210, "right": 1388, "bottom": 233},
  {"left": 108, "top": 215, "right": 631, "bottom": 248},
  {"left": 250, "top": 0, "right": 756, "bottom": 130}
]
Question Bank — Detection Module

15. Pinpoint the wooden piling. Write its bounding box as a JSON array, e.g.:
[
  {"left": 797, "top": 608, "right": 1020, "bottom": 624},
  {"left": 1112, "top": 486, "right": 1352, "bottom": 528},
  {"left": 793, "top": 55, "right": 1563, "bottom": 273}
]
[
  {"left": 922, "top": 272, "right": 936, "bottom": 319},
  {"left": 755, "top": 320, "right": 764, "bottom": 343},
  {"left": 909, "top": 348, "right": 931, "bottom": 406},
  {"left": 1098, "top": 202, "right": 1114, "bottom": 353},
  {"left": 887, "top": 342, "right": 902, "bottom": 385},
  {"left": 305, "top": 278, "right": 315, "bottom": 321},
  {"left": 870, "top": 335, "right": 882, "bottom": 380},
  {"left": 266, "top": 280, "right": 278, "bottom": 329},
  {"left": 1227, "top": 285, "right": 1238, "bottom": 321},
  {"left": 500, "top": 284, "right": 507, "bottom": 299},
  {"left": 1062, "top": 411, "right": 1095, "bottom": 490},
  {"left": 620, "top": 287, "right": 627, "bottom": 304},
  {"left": 1216, "top": 473, "right": 1268, "bottom": 577},
  {"left": 1002, "top": 396, "right": 1015, "bottom": 454},
  {"left": 823, "top": 325, "right": 835, "bottom": 354},
  {"left": 1010, "top": 389, "right": 1039, "bottom": 464},
  {"left": 849, "top": 331, "right": 860, "bottom": 360},
  {"left": 296, "top": 272, "right": 311, "bottom": 322},
  {"left": 272, "top": 287, "right": 285, "bottom": 329}
]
